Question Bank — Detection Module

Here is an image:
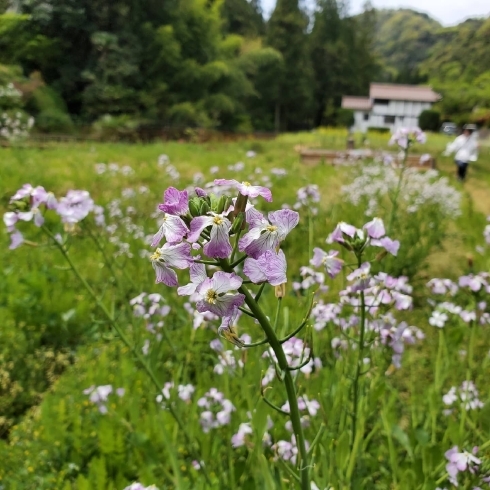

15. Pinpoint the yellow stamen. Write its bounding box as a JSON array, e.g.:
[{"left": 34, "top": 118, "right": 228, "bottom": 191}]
[
  {"left": 242, "top": 181, "right": 251, "bottom": 186},
  {"left": 206, "top": 289, "right": 217, "bottom": 304},
  {"left": 150, "top": 249, "right": 162, "bottom": 261},
  {"left": 266, "top": 225, "right": 278, "bottom": 232},
  {"left": 213, "top": 216, "right": 223, "bottom": 225}
]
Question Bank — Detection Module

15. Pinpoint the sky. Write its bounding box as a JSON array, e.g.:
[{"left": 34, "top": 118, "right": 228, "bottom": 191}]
[{"left": 261, "top": 0, "right": 490, "bottom": 26}]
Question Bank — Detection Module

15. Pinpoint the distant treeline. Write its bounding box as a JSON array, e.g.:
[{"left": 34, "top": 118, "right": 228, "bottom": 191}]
[{"left": 0, "top": 1, "right": 489, "bottom": 133}]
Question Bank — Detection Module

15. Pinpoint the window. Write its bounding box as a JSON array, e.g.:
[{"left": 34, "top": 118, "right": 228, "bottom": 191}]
[
  {"left": 363, "top": 113, "right": 369, "bottom": 121},
  {"left": 384, "top": 115, "right": 395, "bottom": 124},
  {"left": 374, "top": 98, "right": 390, "bottom": 105}
]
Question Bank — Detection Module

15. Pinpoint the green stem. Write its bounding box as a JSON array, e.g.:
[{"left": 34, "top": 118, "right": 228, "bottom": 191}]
[
  {"left": 387, "top": 146, "right": 409, "bottom": 234},
  {"left": 42, "top": 226, "right": 212, "bottom": 485},
  {"left": 349, "top": 254, "right": 367, "bottom": 477},
  {"left": 239, "top": 285, "right": 311, "bottom": 490},
  {"left": 460, "top": 320, "right": 477, "bottom": 444},
  {"left": 273, "top": 298, "right": 282, "bottom": 332}
]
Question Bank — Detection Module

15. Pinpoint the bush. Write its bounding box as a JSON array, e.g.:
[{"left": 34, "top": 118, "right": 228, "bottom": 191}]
[
  {"left": 367, "top": 126, "right": 390, "bottom": 133},
  {"left": 91, "top": 114, "right": 141, "bottom": 141},
  {"left": 419, "top": 109, "right": 440, "bottom": 131},
  {"left": 336, "top": 108, "right": 354, "bottom": 128},
  {"left": 36, "top": 109, "right": 74, "bottom": 133}
]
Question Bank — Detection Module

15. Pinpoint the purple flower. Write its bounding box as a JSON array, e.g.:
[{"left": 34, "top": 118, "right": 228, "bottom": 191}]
[
  {"left": 188, "top": 212, "right": 232, "bottom": 258},
  {"left": 151, "top": 214, "right": 189, "bottom": 246},
  {"left": 8, "top": 229, "right": 24, "bottom": 249},
  {"left": 243, "top": 250, "right": 287, "bottom": 286},
  {"left": 150, "top": 242, "right": 192, "bottom": 287},
  {"left": 310, "top": 248, "right": 344, "bottom": 278},
  {"left": 364, "top": 217, "right": 385, "bottom": 239},
  {"left": 231, "top": 422, "right": 253, "bottom": 448},
  {"left": 347, "top": 262, "right": 372, "bottom": 291},
  {"left": 195, "top": 187, "right": 207, "bottom": 197},
  {"left": 445, "top": 446, "right": 481, "bottom": 486},
  {"left": 328, "top": 222, "right": 358, "bottom": 243},
  {"left": 371, "top": 236, "right": 400, "bottom": 256},
  {"left": 178, "top": 262, "right": 208, "bottom": 296},
  {"left": 56, "top": 190, "right": 94, "bottom": 223},
  {"left": 239, "top": 209, "right": 299, "bottom": 259},
  {"left": 158, "top": 187, "right": 189, "bottom": 215},
  {"left": 459, "top": 274, "right": 487, "bottom": 292},
  {"left": 195, "top": 271, "right": 245, "bottom": 317},
  {"left": 214, "top": 179, "right": 272, "bottom": 202}
]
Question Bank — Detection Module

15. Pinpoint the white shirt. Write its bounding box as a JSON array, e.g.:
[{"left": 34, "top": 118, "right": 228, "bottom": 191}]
[{"left": 446, "top": 134, "right": 478, "bottom": 163}]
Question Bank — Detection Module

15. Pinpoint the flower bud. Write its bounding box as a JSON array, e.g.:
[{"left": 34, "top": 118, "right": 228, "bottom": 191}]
[
  {"left": 199, "top": 201, "right": 211, "bottom": 215},
  {"left": 216, "top": 195, "right": 228, "bottom": 214},
  {"left": 233, "top": 194, "right": 248, "bottom": 218},
  {"left": 189, "top": 197, "right": 201, "bottom": 217},
  {"left": 230, "top": 212, "right": 245, "bottom": 235},
  {"left": 9, "top": 199, "right": 29, "bottom": 212},
  {"left": 274, "top": 283, "right": 286, "bottom": 298},
  {"left": 375, "top": 249, "right": 388, "bottom": 262}
]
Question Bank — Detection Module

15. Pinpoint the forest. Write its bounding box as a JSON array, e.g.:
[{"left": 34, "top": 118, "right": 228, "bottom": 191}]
[{"left": 0, "top": 0, "right": 489, "bottom": 134}]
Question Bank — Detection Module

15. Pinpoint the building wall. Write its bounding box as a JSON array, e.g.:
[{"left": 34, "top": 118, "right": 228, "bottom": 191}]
[{"left": 351, "top": 100, "right": 433, "bottom": 132}]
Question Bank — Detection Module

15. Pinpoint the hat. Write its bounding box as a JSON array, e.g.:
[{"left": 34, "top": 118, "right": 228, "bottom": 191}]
[{"left": 463, "top": 124, "right": 477, "bottom": 131}]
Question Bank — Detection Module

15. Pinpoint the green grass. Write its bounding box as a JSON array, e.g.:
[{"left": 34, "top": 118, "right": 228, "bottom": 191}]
[{"left": 1, "top": 130, "right": 490, "bottom": 489}]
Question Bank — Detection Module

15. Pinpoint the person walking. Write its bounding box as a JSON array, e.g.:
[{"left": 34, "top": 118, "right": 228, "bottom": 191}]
[{"left": 444, "top": 124, "right": 478, "bottom": 181}]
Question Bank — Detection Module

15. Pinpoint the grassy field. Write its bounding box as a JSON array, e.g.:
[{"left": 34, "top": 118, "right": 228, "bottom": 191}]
[{"left": 1, "top": 129, "right": 490, "bottom": 490}]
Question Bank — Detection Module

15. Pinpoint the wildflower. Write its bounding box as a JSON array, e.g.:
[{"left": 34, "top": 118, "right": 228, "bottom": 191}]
[
  {"left": 347, "top": 263, "right": 372, "bottom": 291},
  {"left": 445, "top": 446, "right": 481, "bottom": 486},
  {"left": 429, "top": 310, "right": 448, "bottom": 328},
  {"left": 158, "top": 187, "right": 189, "bottom": 216},
  {"left": 188, "top": 212, "right": 233, "bottom": 258},
  {"left": 328, "top": 222, "right": 357, "bottom": 243},
  {"left": 214, "top": 179, "right": 272, "bottom": 202},
  {"left": 364, "top": 217, "right": 386, "bottom": 239},
  {"left": 151, "top": 213, "right": 189, "bottom": 246},
  {"left": 371, "top": 236, "right": 400, "bottom": 256},
  {"left": 231, "top": 422, "right": 253, "bottom": 447},
  {"left": 177, "top": 262, "right": 207, "bottom": 296},
  {"left": 310, "top": 248, "right": 344, "bottom": 278},
  {"left": 150, "top": 242, "right": 192, "bottom": 287},
  {"left": 83, "top": 385, "right": 113, "bottom": 413},
  {"left": 56, "top": 190, "right": 94, "bottom": 223},
  {"left": 195, "top": 271, "right": 245, "bottom": 317},
  {"left": 243, "top": 249, "right": 287, "bottom": 286},
  {"left": 239, "top": 209, "right": 299, "bottom": 259},
  {"left": 197, "top": 388, "right": 235, "bottom": 432}
]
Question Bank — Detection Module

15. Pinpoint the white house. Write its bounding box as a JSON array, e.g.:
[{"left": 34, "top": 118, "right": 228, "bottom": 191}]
[{"left": 341, "top": 83, "right": 440, "bottom": 132}]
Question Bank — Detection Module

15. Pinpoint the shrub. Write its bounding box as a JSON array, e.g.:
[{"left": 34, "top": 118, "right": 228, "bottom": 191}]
[
  {"left": 336, "top": 108, "right": 354, "bottom": 128},
  {"left": 36, "top": 109, "right": 74, "bottom": 133},
  {"left": 419, "top": 109, "right": 440, "bottom": 131}
]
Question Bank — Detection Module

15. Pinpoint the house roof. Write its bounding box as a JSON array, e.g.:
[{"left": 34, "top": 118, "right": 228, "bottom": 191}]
[
  {"left": 369, "top": 83, "right": 440, "bottom": 102},
  {"left": 341, "top": 96, "right": 372, "bottom": 111}
]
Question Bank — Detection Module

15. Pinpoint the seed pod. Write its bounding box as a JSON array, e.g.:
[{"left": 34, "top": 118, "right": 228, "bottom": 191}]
[
  {"left": 199, "top": 201, "right": 210, "bottom": 215},
  {"left": 188, "top": 197, "right": 201, "bottom": 217},
  {"left": 230, "top": 212, "right": 245, "bottom": 235}
]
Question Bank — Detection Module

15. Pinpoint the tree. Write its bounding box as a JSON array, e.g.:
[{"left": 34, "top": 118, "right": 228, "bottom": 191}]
[
  {"left": 221, "top": 0, "right": 264, "bottom": 37},
  {"left": 266, "top": 0, "right": 314, "bottom": 130}
]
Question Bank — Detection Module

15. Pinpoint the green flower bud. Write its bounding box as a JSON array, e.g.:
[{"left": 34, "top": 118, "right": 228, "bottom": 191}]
[
  {"left": 230, "top": 212, "right": 245, "bottom": 235},
  {"left": 188, "top": 197, "right": 201, "bottom": 217},
  {"left": 200, "top": 201, "right": 211, "bottom": 215}
]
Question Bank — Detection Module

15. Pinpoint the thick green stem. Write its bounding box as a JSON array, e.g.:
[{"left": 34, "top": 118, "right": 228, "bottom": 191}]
[{"left": 239, "top": 285, "right": 310, "bottom": 490}]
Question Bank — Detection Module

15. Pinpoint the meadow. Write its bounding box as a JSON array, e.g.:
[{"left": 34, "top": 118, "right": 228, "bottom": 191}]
[{"left": 1, "top": 129, "right": 490, "bottom": 490}]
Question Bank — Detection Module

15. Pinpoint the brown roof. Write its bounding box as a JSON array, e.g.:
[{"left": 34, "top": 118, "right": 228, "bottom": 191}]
[
  {"left": 370, "top": 83, "right": 440, "bottom": 102},
  {"left": 341, "top": 96, "right": 372, "bottom": 111}
]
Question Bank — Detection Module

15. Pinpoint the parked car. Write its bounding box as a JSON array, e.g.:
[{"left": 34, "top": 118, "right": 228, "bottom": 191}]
[{"left": 440, "top": 122, "right": 458, "bottom": 135}]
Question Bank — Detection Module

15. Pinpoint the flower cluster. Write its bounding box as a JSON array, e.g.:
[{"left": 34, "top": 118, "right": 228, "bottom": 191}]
[
  {"left": 293, "top": 185, "right": 320, "bottom": 214},
  {"left": 282, "top": 395, "right": 320, "bottom": 432},
  {"left": 442, "top": 381, "right": 484, "bottom": 414},
  {"left": 272, "top": 435, "right": 309, "bottom": 465},
  {"left": 231, "top": 412, "right": 273, "bottom": 448},
  {"left": 327, "top": 218, "right": 400, "bottom": 257},
  {"left": 83, "top": 385, "right": 125, "bottom": 413},
  {"left": 0, "top": 111, "right": 34, "bottom": 140},
  {"left": 292, "top": 266, "right": 328, "bottom": 294},
  {"left": 197, "top": 388, "right": 235, "bottom": 433},
  {"left": 148, "top": 182, "right": 299, "bottom": 341},
  {"left": 444, "top": 446, "right": 489, "bottom": 487},
  {"left": 130, "top": 292, "right": 171, "bottom": 335},
  {"left": 94, "top": 162, "right": 134, "bottom": 175},
  {"left": 389, "top": 127, "right": 426, "bottom": 149},
  {"left": 156, "top": 382, "right": 195, "bottom": 405},
  {"left": 341, "top": 165, "right": 461, "bottom": 218},
  {"left": 428, "top": 274, "right": 490, "bottom": 327},
  {"left": 157, "top": 154, "right": 180, "bottom": 181}
]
